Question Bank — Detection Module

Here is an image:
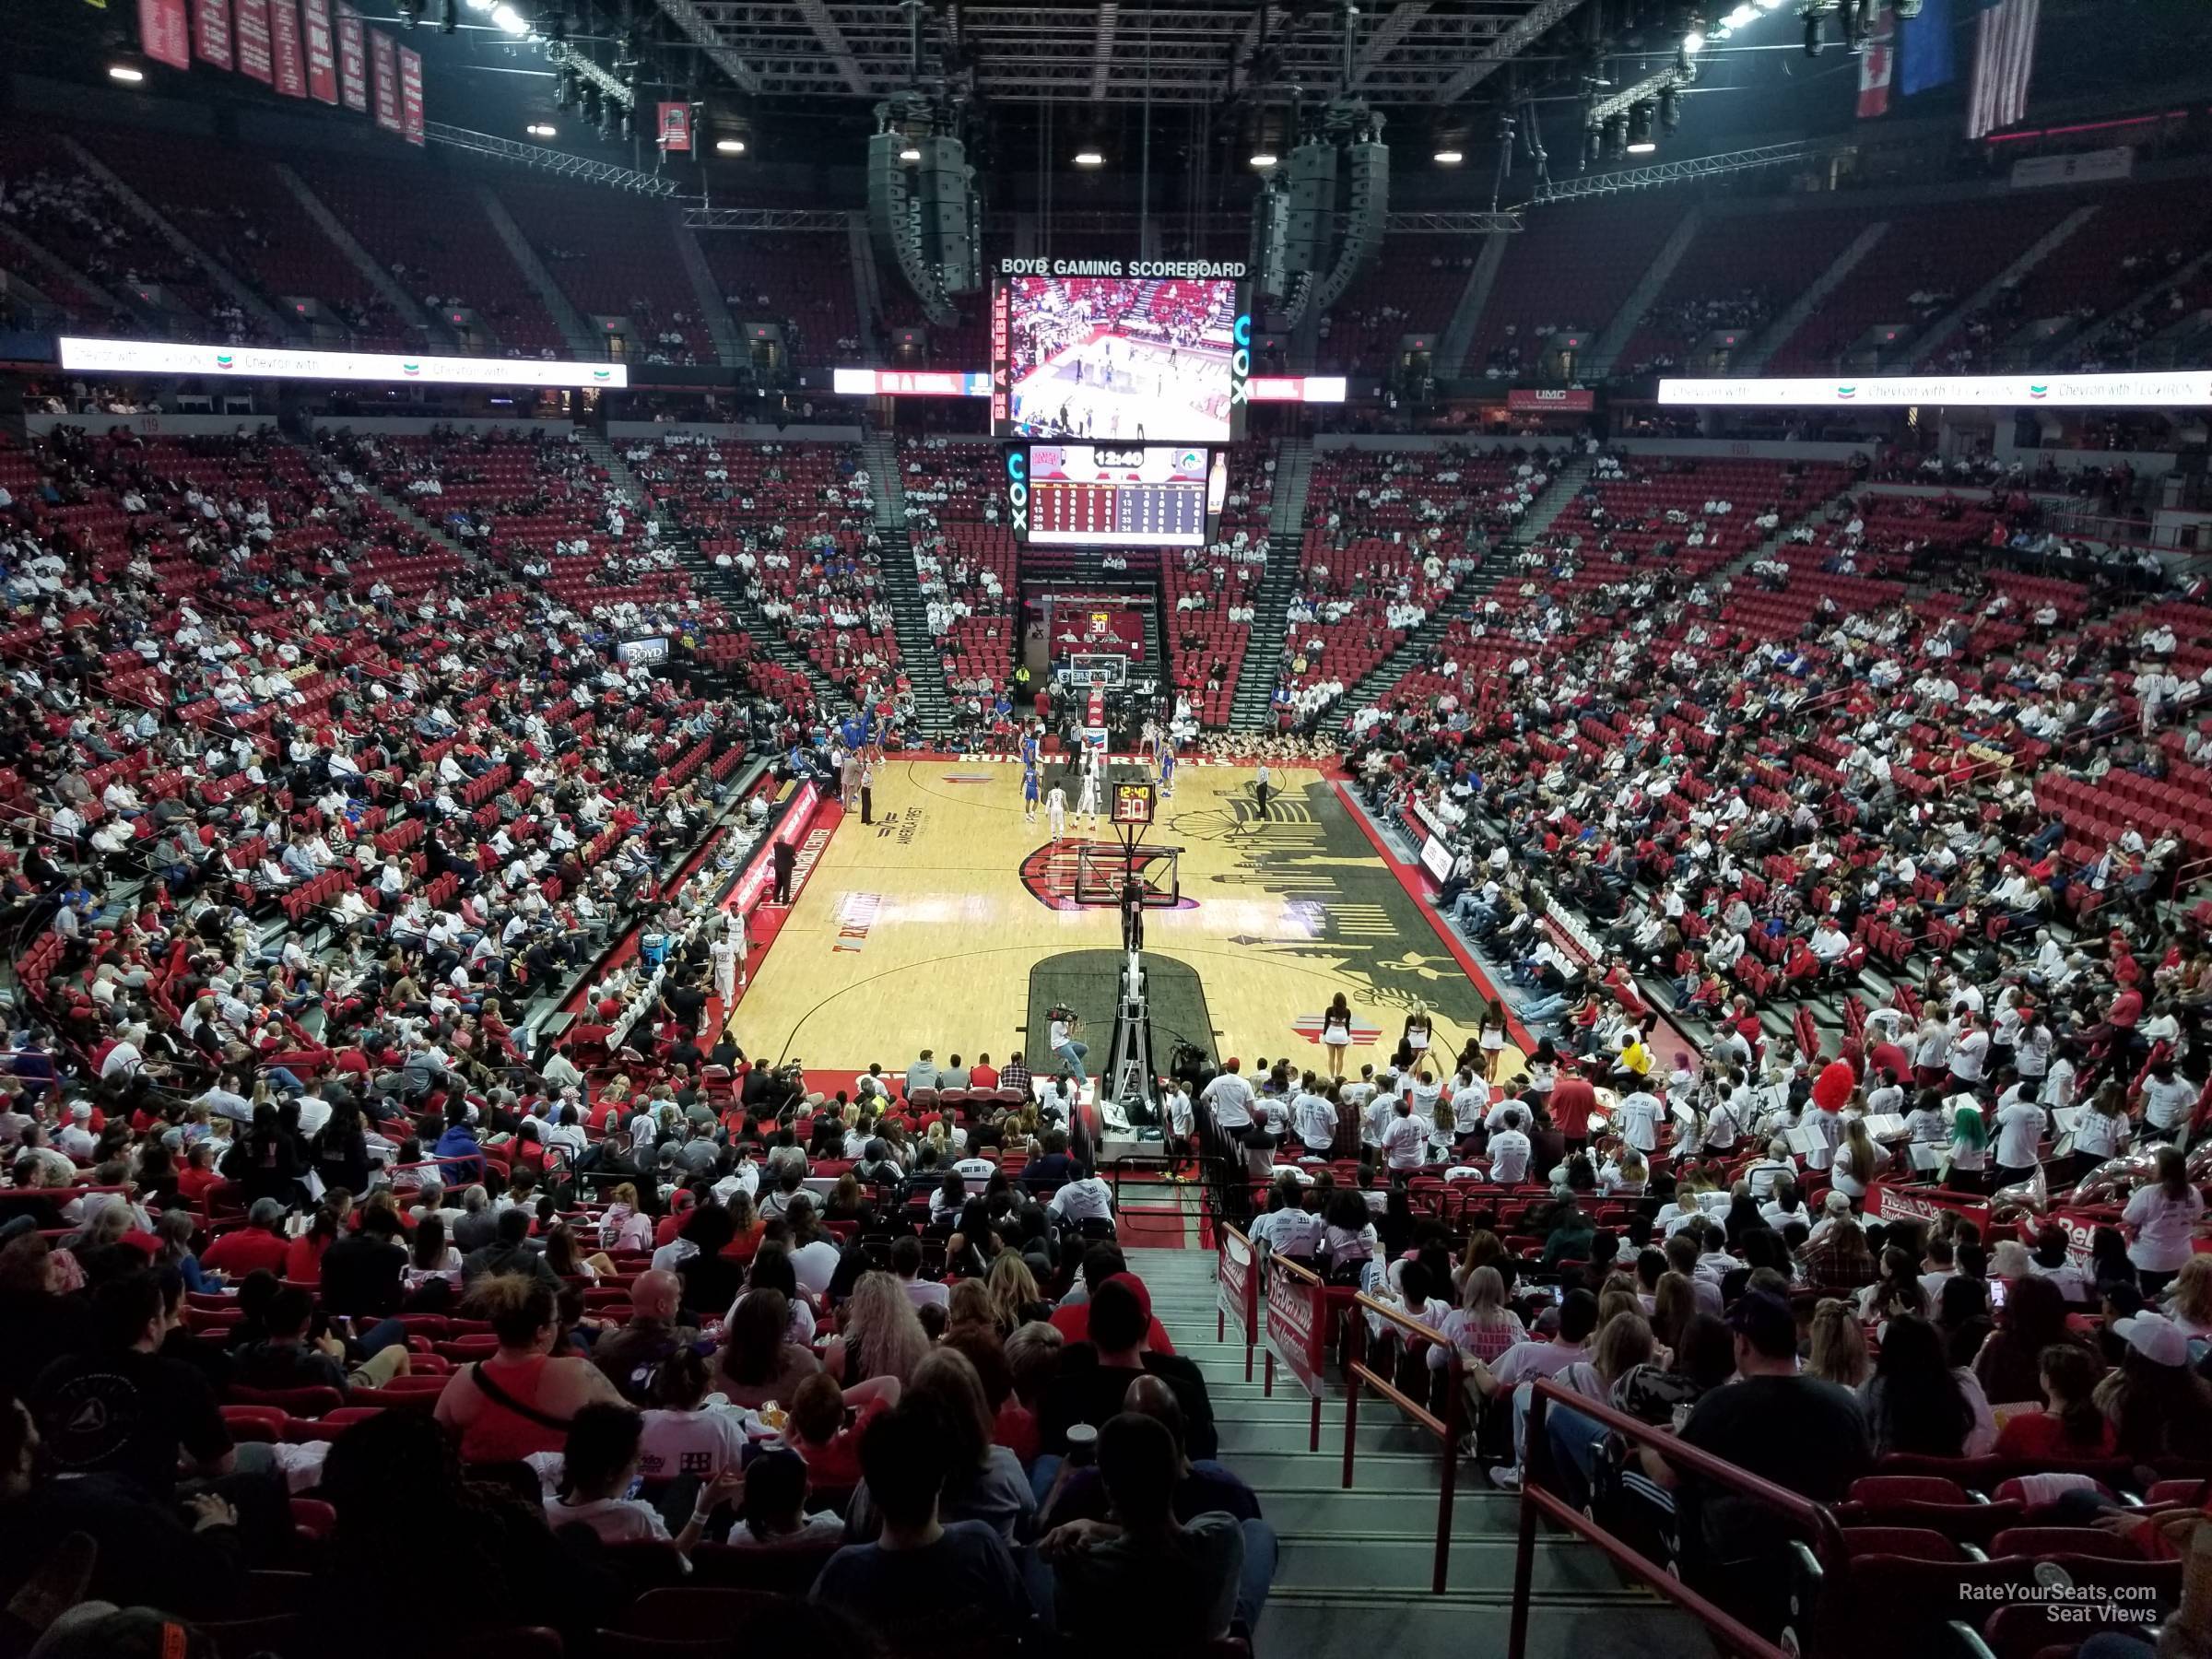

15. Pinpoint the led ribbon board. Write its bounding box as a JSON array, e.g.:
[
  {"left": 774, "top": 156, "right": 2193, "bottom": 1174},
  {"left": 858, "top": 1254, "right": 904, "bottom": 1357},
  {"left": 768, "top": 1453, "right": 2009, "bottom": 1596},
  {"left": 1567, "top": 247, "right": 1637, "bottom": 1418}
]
[{"left": 59, "top": 336, "right": 631, "bottom": 389}]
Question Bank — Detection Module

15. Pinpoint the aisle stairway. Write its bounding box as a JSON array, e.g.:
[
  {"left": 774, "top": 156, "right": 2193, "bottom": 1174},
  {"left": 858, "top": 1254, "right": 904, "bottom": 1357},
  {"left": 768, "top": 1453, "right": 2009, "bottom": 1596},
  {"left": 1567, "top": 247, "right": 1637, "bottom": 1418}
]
[
  {"left": 1124, "top": 1233, "right": 1714, "bottom": 1659},
  {"left": 858, "top": 432, "right": 954, "bottom": 735},
  {"left": 1228, "top": 440, "right": 1317, "bottom": 732}
]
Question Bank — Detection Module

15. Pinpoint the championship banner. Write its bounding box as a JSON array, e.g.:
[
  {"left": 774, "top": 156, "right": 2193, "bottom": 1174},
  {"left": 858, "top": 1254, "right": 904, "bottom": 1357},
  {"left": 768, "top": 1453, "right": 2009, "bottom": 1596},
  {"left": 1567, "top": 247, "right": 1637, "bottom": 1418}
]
[
  {"left": 268, "top": 0, "right": 307, "bottom": 97},
  {"left": 1507, "top": 386, "right": 1596, "bottom": 412},
  {"left": 140, "top": 0, "right": 192, "bottom": 68},
  {"left": 369, "top": 28, "right": 400, "bottom": 133},
  {"left": 397, "top": 44, "right": 424, "bottom": 145},
  {"left": 300, "top": 0, "right": 337, "bottom": 102},
  {"left": 193, "top": 0, "right": 231, "bottom": 68},
  {"left": 334, "top": 4, "right": 366, "bottom": 111},
  {"left": 231, "top": 0, "right": 273, "bottom": 81},
  {"left": 656, "top": 101, "right": 691, "bottom": 151}
]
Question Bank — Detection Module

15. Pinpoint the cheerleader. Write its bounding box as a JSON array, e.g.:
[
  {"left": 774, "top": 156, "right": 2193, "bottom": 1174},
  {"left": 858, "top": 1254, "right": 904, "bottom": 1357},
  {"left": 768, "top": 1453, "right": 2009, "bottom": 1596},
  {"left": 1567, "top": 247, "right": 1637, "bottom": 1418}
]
[{"left": 1320, "top": 992, "right": 1354, "bottom": 1081}]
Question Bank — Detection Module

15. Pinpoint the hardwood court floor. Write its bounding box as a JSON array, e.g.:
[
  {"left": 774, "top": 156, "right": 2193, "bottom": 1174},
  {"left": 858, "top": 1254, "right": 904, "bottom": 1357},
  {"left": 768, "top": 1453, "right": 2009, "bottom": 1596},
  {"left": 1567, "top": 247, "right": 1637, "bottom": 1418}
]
[{"left": 730, "top": 759, "right": 1523, "bottom": 1088}]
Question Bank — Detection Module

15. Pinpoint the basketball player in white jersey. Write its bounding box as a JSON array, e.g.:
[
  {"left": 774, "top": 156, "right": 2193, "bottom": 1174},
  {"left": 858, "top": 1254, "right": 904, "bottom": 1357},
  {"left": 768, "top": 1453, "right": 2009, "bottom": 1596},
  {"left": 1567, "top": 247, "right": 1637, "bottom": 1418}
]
[
  {"left": 1045, "top": 782, "right": 1068, "bottom": 842},
  {"left": 709, "top": 931, "right": 739, "bottom": 1008},
  {"left": 1076, "top": 750, "right": 1102, "bottom": 832}
]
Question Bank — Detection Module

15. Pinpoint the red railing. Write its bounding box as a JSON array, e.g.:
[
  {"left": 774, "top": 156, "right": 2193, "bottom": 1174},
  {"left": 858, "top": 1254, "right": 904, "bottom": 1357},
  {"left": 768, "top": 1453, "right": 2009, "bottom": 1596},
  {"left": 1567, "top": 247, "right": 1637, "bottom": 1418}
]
[
  {"left": 1259, "top": 1253, "right": 1334, "bottom": 1453},
  {"left": 1509, "top": 1377, "right": 1848, "bottom": 1659},
  {"left": 1339, "top": 1293, "right": 1465, "bottom": 1596}
]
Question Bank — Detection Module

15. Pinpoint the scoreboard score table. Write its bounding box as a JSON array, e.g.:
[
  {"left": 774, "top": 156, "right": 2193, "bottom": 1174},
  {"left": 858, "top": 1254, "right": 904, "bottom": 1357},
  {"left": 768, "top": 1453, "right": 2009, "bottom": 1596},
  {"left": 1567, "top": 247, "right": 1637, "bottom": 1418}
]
[{"left": 1024, "top": 443, "right": 1214, "bottom": 548}]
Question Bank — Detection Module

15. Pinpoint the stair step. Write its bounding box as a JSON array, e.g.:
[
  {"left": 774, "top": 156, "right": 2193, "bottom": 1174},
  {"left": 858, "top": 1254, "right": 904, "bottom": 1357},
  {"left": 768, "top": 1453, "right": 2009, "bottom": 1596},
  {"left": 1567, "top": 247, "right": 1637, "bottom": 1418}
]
[
  {"left": 1256, "top": 1594, "right": 1713, "bottom": 1659},
  {"left": 1276, "top": 1534, "right": 1620, "bottom": 1594}
]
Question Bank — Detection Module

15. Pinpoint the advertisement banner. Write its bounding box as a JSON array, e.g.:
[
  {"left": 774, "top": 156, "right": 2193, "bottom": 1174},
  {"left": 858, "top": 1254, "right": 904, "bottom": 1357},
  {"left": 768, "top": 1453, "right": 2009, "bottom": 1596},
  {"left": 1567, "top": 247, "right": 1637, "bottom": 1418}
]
[
  {"left": 1217, "top": 1228, "right": 1257, "bottom": 1377},
  {"left": 1265, "top": 1258, "right": 1328, "bottom": 1400},
  {"left": 1658, "top": 371, "right": 2212, "bottom": 409},
  {"left": 193, "top": 0, "right": 231, "bottom": 69},
  {"left": 656, "top": 101, "right": 691, "bottom": 151},
  {"left": 1866, "top": 1181, "right": 1992, "bottom": 1235},
  {"left": 1506, "top": 386, "right": 1596, "bottom": 413},
  {"left": 267, "top": 0, "right": 306, "bottom": 96},
  {"left": 1245, "top": 374, "right": 1347, "bottom": 404},
  {"left": 231, "top": 0, "right": 273, "bottom": 80},
  {"left": 140, "top": 0, "right": 192, "bottom": 68},
  {"left": 58, "top": 335, "right": 631, "bottom": 389},
  {"left": 335, "top": 4, "right": 366, "bottom": 110},
  {"left": 2010, "top": 147, "right": 2133, "bottom": 190},
  {"left": 300, "top": 0, "right": 337, "bottom": 102},
  {"left": 369, "top": 28, "right": 400, "bottom": 132},
  {"left": 397, "top": 44, "right": 424, "bottom": 145}
]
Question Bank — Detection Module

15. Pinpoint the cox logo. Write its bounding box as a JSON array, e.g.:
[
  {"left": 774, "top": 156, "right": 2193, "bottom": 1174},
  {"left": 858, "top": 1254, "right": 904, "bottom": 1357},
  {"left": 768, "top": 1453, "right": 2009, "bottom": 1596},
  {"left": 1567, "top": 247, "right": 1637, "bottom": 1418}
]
[
  {"left": 1229, "top": 312, "right": 1253, "bottom": 405},
  {"left": 1005, "top": 447, "right": 1029, "bottom": 534}
]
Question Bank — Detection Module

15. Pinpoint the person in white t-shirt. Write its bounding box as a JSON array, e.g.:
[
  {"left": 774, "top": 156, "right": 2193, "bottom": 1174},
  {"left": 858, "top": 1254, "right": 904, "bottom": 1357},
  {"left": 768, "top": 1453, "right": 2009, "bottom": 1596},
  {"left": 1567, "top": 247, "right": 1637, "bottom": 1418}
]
[
  {"left": 1048, "top": 1172, "right": 1115, "bottom": 1225},
  {"left": 1992, "top": 1092, "right": 2048, "bottom": 1187},
  {"left": 2137, "top": 1062, "right": 2197, "bottom": 1140},
  {"left": 638, "top": 1350, "right": 749, "bottom": 1484},
  {"left": 546, "top": 1398, "right": 743, "bottom": 1549},
  {"left": 1487, "top": 1109, "right": 1533, "bottom": 1184},
  {"left": 1614, "top": 1087, "right": 1663, "bottom": 1154},
  {"left": 1381, "top": 1097, "right": 1432, "bottom": 1172},
  {"left": 1947, "top": 1013, "right": 1990, "bottom": 1087},
  {"left": 2124, "top": 1147, "right": 2206, "bottom": 1292}
]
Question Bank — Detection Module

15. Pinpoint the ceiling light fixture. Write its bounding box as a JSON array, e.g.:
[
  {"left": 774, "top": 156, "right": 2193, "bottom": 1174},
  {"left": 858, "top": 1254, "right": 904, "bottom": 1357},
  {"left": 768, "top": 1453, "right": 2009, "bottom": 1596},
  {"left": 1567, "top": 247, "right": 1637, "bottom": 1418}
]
[
  {"left": 716, "top": 137, "right": 746, "bottom": 153},
  {"left": 108, "top": 65, "right": 147, "bottom": 83},
  {"left": 526, "top": 123, "right": 557, "bottom": 137},
  {"left": 1433, "top": 148, "right": 1464, "bottom": 165},
  {"left": 1073, "top": 147, "right": 1105, "bottom": 166},
  {"left": 899, "top": 145, "right": 923, "bottom": 161},
  {"left": 1249, "top": 150, "right": 1279, "bottom": 168}
]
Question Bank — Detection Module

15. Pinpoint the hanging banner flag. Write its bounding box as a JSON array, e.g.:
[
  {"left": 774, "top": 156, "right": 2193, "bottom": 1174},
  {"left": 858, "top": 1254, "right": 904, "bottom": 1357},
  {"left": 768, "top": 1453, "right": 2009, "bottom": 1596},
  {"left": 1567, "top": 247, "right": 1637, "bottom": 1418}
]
[
  {"left": 1900, "top": 0, "right": 1955, "bottom": 94},
  {"left": 369, "top": 28, "right": 401, "bottom": 133},
  {"left": 268, "top": 0, "right": 307, "bottom": 96},
  {"left": 1857, "top": 4, "right": 1894, "bottom": 118},
  {"left": 1967, "top": 0, "right": 2041, "bottom": 139},
  {"left": 398, "top": 44, "right": 424, "bottom": 146},
  {"left": 193, "top": 0, "right": 230, "bottom": 67},
  {"left": 232, "top": 0, "right": 273, "bottom": 81},
  {"left": 300, "top": 0, "right": 337, "bottom": 102},
  {"left": 335, "top": 4, "right": 367, "bottom": 111},
  {"left": 656, "top": 101, "right": 692, "bottom": 151},
  {"left": 140, "top": 0, "right": 192, "bottom": 68}
]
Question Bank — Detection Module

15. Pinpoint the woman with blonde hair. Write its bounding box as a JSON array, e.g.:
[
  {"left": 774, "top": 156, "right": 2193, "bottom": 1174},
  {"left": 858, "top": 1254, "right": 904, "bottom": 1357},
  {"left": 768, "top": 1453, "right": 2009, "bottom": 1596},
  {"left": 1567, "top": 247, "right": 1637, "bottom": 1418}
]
[
  {"left": 924, "top": 1118, "right": 951, "bottom": 1159},
  {"left": 1830, "top": 1117, "right": 1888, "bottom": 1201},
  {"left": 984, "top": 1251, "right": 1049, "bottom": 1335},
  {"left": 947, "top": 1278, "right": 995, "bottom": 1332},
  {"left": 2166, "top": 1253, "right": 2212, "bottom": 1340},
  {"left": 822, "top": 1270, "right": 932, "bottom": 1386},
  {"left": 1806, "top": 1298, "right": 1870, "bottom": 1389},
  {"left": 598, "top": 1182, "right": 654, "bottom": 1254},
  {"left": 1432, "top": 1265, "right": 1528, "bottom": 1368},
  {"left": 1453, "top": 1229, "right": 1509, "bottom": 1295}
]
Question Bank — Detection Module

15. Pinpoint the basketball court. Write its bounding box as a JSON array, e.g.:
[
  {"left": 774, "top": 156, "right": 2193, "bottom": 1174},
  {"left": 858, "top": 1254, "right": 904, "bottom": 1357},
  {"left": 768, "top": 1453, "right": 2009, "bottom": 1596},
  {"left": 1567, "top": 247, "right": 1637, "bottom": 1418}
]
[{"left": 726, "top": 759, "right": 1524, "bottom": 1091}]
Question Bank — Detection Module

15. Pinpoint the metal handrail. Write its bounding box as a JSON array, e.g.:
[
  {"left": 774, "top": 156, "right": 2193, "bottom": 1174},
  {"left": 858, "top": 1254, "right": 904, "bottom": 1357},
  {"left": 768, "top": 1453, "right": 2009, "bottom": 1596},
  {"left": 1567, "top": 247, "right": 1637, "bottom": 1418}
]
[
  {"left": 1340, "top": 1291, "right": 1466, "bottom": 1596},
  {"left": 1509, "top": 1375, "right": 1850, "bottom": 1659}
]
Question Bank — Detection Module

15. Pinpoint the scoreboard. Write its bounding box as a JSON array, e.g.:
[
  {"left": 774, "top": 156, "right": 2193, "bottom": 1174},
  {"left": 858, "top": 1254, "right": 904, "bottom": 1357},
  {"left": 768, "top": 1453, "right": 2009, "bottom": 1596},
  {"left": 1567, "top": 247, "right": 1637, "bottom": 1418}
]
[{"left": 1019, "top": 443, "right": 1216, "bottom": 548}]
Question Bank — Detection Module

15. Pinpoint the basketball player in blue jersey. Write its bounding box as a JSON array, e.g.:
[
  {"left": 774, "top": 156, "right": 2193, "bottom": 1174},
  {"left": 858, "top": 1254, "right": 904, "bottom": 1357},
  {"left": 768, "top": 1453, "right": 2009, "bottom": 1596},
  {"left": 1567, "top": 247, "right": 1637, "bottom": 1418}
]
[
  {"left": 1023, "top": 760, "right": 1041, "bottom": 824},
  {"left": 1158, "top": 739, "right": 1177, "bottom": 801}
]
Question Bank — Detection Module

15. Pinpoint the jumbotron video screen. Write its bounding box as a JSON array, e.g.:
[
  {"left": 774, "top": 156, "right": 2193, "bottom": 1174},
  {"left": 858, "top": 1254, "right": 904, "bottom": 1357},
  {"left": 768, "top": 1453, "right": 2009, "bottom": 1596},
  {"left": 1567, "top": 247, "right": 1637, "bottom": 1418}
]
[{"left": 991, "top": 260, "right": 1247, "bottom": 444}]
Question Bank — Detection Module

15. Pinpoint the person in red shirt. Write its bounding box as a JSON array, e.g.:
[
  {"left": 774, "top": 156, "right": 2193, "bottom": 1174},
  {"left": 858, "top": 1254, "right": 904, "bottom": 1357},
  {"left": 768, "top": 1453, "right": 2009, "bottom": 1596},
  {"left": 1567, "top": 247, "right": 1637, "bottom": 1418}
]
[
  {"left": 969, "top": 1054, "right": 1001, "bottom": 1091},
  {"left": 174, "top": 1142, "right": 223, "bottom": 1205},
  {"left": 199, "top": 1200, "right": 293, "bottom": 1278},
  {"left": 1992, "top": 1345, "right": 2115, "bottom": 1462},
  {"left": 1049, "top": 1261, "right": 1178, "bottom": 1357},
  {"left": 786, "top": 1371, "right": 901, "bottom": 1488},
  {"left": 1549, "top": 1072, "right": 1598, "bottom": 1154}
]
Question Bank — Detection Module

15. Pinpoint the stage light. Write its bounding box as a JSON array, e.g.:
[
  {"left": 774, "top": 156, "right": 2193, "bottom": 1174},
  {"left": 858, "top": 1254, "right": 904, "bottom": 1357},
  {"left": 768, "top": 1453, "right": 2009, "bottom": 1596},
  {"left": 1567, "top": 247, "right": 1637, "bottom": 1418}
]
[
  {"left": 1249, "top": 150, "right": 1279, "bottom": 168},
  {"left": 1073, "top": 148, "right": 1104, "bottom": 167},
  {"left": 716, "top": 137, "right": 746, "bottom": 153},
  {"left": 1433, "top": 148, "right": 1464, "bottom": 165},
  {"left": 108, "top": 65, "right": 146, "bottom": 83},
  {"left": 526, "top": 123, "right": 557, "bottom": 137},
  {"left": 1626, "top": 101, "right": 1657, "bottom": 153},
  {"left": 1601, "top": 114, "right": 1627, "bottom": 159},
  {"left": 899, "top": 145, "right": 923, "bottom": 161},
  {"left": 490, "top": 4, "right": 528, "bottom": 36},
  {"left": 1659, "top": 85, "right": 1682, "bottom": 130},
  {"left": 440, "top": 0, "right": 460, "bottom": 31},
  {"left": 1682, "top": 27, "right": 1706, "bottom": 53},
  {"left": 1724, "top": 3, "right": 1757, "bottom": 22}
]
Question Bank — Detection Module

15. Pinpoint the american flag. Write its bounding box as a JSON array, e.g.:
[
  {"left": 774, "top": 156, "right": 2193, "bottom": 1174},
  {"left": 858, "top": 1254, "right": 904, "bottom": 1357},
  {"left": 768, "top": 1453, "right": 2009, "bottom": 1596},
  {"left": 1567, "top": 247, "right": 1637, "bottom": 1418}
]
[{"left": 1966, "top": 0, "right": 2041, "bottom": 140}]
